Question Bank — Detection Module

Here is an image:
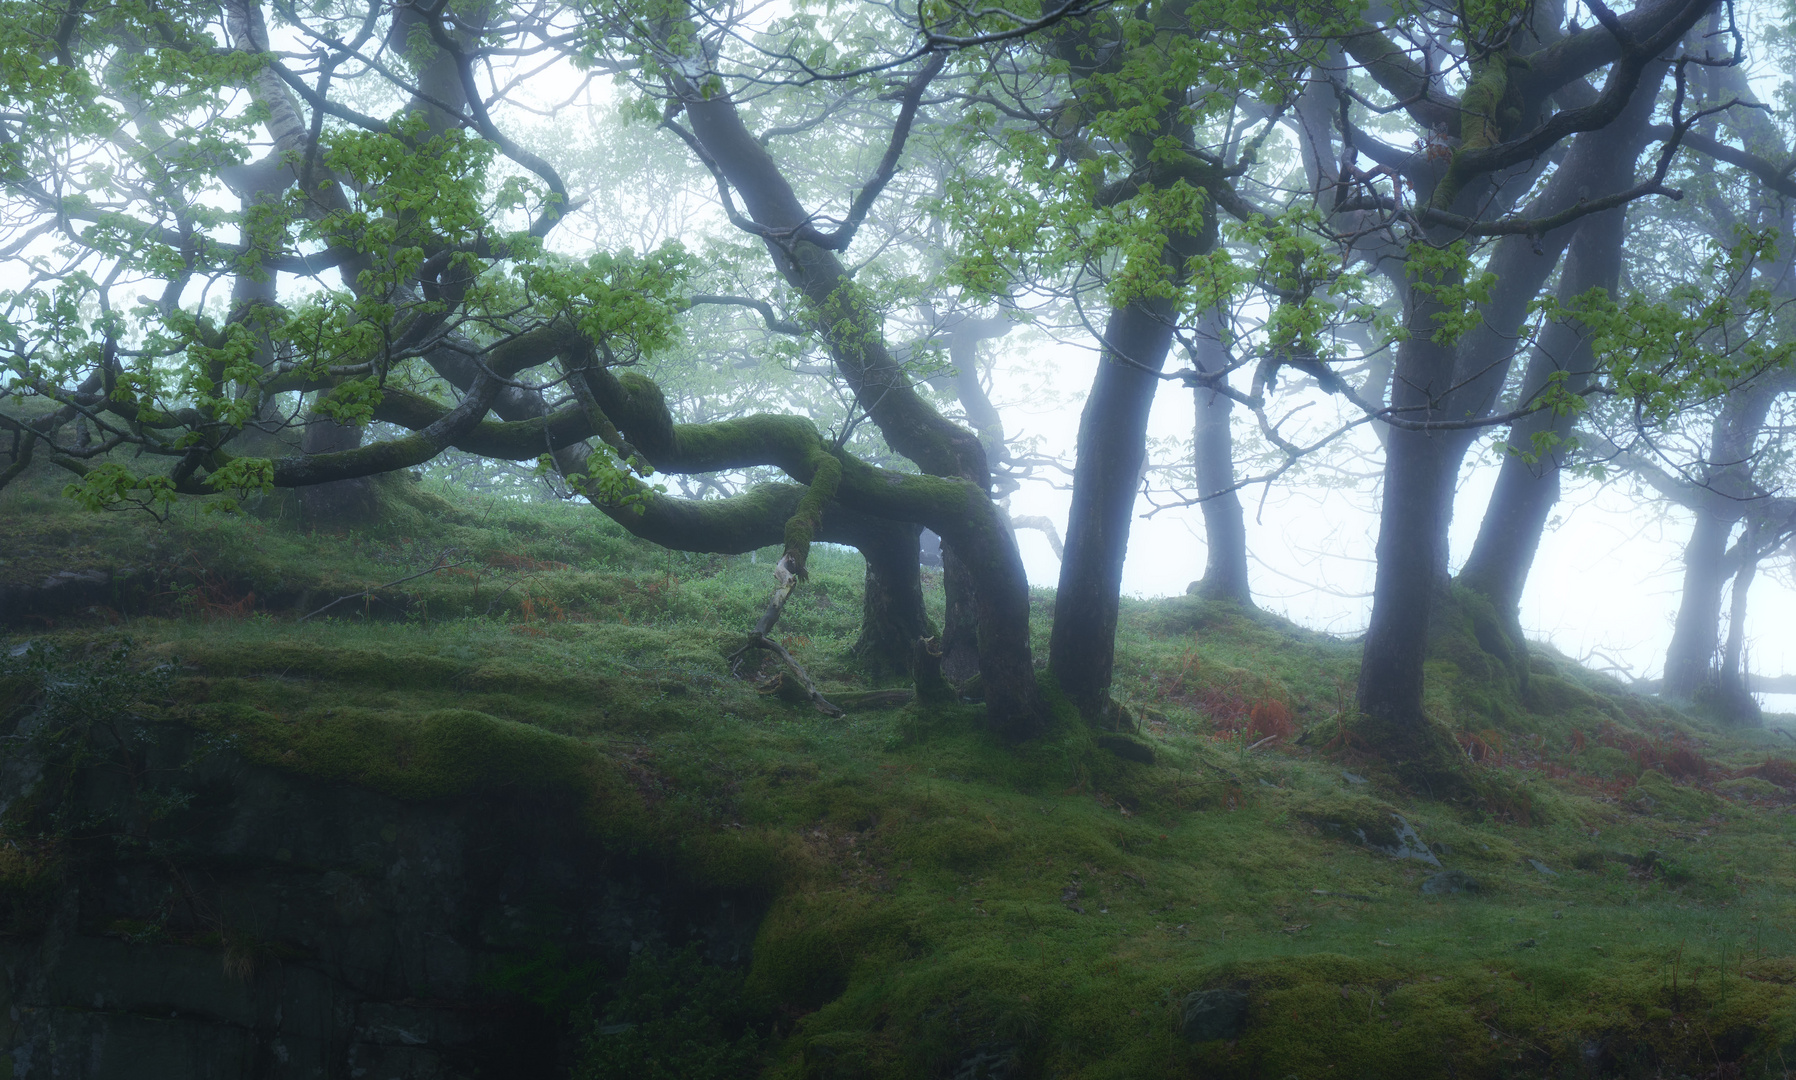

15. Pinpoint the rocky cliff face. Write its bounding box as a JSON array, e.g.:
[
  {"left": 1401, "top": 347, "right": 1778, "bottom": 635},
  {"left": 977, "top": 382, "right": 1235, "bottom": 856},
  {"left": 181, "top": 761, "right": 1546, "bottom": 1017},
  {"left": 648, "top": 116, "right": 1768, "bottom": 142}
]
[{"left": 0, "top": 724, "right": 761, "bottom": 1080}]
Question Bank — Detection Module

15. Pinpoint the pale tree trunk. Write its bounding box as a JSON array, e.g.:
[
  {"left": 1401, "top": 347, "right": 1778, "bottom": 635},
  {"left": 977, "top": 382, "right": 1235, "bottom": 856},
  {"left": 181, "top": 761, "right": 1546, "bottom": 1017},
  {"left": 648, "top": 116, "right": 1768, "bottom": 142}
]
[{"left": 1188, "top": 308, "right": 1251, "bottom": 605}]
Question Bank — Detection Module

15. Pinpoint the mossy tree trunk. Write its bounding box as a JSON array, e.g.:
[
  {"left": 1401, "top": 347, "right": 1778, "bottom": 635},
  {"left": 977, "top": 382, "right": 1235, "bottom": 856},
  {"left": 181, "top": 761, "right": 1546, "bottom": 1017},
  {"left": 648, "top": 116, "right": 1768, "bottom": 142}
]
[
  {"left": 297, "top": 413, "right": 381, "bottom": 526},
  {"left": 666, "top": 56, "right": 1047, "bottom": 734},
  {"left": 853, "top": 522, "right": 935, "bottom": 679}
]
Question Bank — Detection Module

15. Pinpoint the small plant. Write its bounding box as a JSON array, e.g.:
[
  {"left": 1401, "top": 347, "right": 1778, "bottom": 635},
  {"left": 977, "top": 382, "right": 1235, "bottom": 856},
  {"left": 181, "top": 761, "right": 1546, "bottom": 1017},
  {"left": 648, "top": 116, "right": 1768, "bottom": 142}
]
[
  {"left": 1247, "top": 700, "right": 1295, "bottom": 743},
  {"left": 0, "top": 638, "right": 227, "bottom": 842}
]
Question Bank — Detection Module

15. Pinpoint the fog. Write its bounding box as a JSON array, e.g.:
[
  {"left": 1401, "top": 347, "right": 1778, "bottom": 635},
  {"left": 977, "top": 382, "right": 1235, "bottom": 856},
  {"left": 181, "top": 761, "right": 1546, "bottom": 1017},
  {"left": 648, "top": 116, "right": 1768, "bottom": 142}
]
[{"left": 1001, "top": 341, "right": 1796, "bottom": 713}]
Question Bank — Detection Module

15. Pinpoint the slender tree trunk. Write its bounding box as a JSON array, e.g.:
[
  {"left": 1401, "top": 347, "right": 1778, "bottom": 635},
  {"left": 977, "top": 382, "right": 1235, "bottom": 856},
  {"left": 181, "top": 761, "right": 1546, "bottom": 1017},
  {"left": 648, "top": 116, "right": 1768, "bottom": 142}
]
[
  {"left": 1662, "top": 505, "right": 1734, "bottom": 700},
  {"left": 1719, "top": 533, "right": 1757, "bottom": 699},
  {"left": 1457, "top": 205, "right": 1627, "bottom": 618},
  {"left": 944, "top": 315, "right": 1011, "bottom": 460},
  {"left": 1050, "top": 297, "right": 1178, "bottom": 713},
  {"left": 1660, "top": 374, "right": 1785, "bottom": 699},
  {"left": 1189, "top": 310, "right": 1251, "bottom": 605},
  {"left": 1457, "top": 65, "right": 1661, "bottom": 623},
  {"left": 934, "top": 317, "right": 1005, "bottom": 682}
]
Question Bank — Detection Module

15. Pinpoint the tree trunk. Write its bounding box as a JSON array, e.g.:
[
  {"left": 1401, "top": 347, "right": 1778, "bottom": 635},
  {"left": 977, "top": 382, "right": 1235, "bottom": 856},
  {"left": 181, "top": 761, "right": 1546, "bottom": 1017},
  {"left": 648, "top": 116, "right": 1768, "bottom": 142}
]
[
  {"left": 1456, "top": 66, "right": 1658, "bottom": 622},
  {"left": 936, "top": 315, "right": 1016, "bottom": 678},
  {"left": 1662, "top": 505, "right": 1733, "bottom": 700},
  {"left": 1049, "top": 296, "right": 1178, "bottom": 713},
  {"left": 1456, "top": 205, "right": 1626, "bottom": 619},
  {"left": 1660, "top": 374, "right": 1785, "bottom": 699},
  {"left": 1356, "top": 422, "right": 1455, "bottom": 743},
  {"left": 673, "top": 67, "right": 1047, "bottom": 735},
  {"left": 853, "top": 522, "right": 935, "bottom": 679},
  {"left": 944, "top": 314, "right": 1012, "bottom": 461},
  {"left": 939, "top": 544, "right": 983, "bottom": 682},
  {"left": 297, "top": 412, "right": 380, "bottom": 526},
  {"left": 1717, "top": 529, "right": 1760, "bottom": 723},
  {"left": 1356, "top": 61, "right": 1672, "bottom": 752},
  {"left": 1189, "top": 309, "right": 1251, "bottom": 605}
]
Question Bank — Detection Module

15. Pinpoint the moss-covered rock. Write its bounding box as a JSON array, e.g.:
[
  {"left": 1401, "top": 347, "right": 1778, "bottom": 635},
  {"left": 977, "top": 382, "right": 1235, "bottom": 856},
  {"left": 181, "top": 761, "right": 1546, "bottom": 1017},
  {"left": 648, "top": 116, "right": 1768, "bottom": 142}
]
[
  {"left": 1716, "top": 775, "right": 1787, "bottom": 801},
  {"left": 1626, "top": 769, "right": 1723, "bottom": 820}
]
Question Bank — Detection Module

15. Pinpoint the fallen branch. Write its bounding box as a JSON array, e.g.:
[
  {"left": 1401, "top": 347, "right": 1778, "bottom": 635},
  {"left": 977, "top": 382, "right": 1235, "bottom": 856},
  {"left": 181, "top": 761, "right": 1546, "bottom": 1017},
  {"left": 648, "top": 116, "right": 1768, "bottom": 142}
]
[
  {"left": 751, "top": 634, "right": 843, "bottom": 717},
  {"left": 831, "top": 688, "right": 916, "bottom": 710},
  {"left": 727, "top": 555, "right": 842, "bottom": 717},
  {"left": 299, "top": 550, "right": 464, "bottom": 623}
]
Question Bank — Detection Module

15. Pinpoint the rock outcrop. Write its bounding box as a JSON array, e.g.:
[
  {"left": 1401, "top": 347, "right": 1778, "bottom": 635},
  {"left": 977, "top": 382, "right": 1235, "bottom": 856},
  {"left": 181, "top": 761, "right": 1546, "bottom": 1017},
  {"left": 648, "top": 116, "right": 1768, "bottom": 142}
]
[{"left": 0, "top": 725, "right": 760, "bottom": 1079}]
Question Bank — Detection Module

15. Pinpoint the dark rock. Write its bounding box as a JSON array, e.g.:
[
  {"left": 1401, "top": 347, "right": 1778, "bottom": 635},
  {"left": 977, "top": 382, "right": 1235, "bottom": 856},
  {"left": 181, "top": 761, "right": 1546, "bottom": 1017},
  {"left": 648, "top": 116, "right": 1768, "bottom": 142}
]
[
  {"left": 1366, "top": 814, "right": 1440, "bottom": 866},
  {"left": 1318, "top": 812, "right": 1440, "bottom": 867},
  {"left": 1096, "top": 734, "right": 1155, "bottom": 765},
  {"left": 0, "top": 726, "right": 764, "bottom": 1079},
  {"left": 951, "top": 1042, "right": 1019, "bottom": 1079},
  {"left": 1, "top": 568, "right": 155, "bottom": 627},
  {"left": 1421, "top": 870, "right": 1481, "bottom": 895},
  {"left": 1181, "top": 988, "right": 1248, "bottom": 1043}
]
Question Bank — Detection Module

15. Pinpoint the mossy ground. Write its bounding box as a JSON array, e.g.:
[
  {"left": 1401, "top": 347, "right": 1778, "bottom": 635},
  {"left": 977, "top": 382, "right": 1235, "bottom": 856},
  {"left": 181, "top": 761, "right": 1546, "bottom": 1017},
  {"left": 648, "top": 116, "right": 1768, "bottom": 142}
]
[{"left": 5, "top": 468, "right": 1796, "bottom": 1078}]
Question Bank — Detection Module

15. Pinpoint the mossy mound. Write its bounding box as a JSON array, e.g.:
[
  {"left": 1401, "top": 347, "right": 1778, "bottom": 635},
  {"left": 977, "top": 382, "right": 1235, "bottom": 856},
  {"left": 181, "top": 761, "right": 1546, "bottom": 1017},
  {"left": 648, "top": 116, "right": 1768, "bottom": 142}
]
[{"left": 5, "top": 487, "right": 1796, "bottom": 1078}]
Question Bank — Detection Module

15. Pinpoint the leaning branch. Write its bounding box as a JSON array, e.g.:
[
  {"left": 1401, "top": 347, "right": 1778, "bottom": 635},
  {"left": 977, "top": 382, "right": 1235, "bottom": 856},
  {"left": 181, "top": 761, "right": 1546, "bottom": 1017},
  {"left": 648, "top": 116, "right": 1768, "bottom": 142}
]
[
  {"left": 688, "top": 294, "right": 809, "bottom": 334},
  {"left": 299, "top": 550, "right": 466, "bottom": 622},
  {"left": 813, "top": 52, "right": 946, "bottom": 251}
]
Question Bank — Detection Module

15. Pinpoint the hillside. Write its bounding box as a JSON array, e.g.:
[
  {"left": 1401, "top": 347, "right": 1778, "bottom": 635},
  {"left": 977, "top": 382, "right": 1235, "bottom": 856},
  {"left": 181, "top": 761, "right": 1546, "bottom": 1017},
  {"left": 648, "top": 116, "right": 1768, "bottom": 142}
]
[{"left": 3, "top": 473, "right": 1795, "bottom": 1079}]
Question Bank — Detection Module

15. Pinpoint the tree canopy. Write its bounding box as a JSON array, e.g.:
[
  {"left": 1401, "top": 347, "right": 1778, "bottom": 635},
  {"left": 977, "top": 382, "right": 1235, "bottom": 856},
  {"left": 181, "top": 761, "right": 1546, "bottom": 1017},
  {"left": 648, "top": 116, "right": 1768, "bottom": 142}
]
[{"left": 2, "top": 0, "right": 1794, "bottom": 752}]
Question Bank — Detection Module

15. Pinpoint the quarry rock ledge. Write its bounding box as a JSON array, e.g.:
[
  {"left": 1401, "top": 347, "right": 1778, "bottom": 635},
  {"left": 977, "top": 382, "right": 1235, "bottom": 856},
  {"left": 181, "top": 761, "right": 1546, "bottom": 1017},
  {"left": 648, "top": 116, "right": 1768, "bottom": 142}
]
[{"left": 0, "top": 736, "right": 765, "bottom": 1080}]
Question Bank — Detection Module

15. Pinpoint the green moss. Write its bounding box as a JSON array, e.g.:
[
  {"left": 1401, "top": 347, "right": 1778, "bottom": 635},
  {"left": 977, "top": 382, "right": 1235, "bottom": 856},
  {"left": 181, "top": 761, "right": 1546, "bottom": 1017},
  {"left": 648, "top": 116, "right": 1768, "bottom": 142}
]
[
  {"left": 189, "top": 699, "right": 631, "bottom": 805},
  {"left": 1716, "top": 775, "right": 1784, "bottom": 801},
  {"left": 0, "top": 840, "right": 61, "bottom": 935},
  {"left": 1577, "top": 745, "right": 1640, "bottom": 780},
  {"left": 1627, "top": 769, "right": 1723, "bottom": 821}
]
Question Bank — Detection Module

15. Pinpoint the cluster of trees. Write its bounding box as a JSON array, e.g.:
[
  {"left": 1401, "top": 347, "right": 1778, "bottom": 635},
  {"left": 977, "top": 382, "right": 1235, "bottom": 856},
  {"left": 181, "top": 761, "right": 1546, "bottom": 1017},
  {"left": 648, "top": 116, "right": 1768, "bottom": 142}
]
[{"left": 1, "top": 0, "right": 1791, "bottom": 759}]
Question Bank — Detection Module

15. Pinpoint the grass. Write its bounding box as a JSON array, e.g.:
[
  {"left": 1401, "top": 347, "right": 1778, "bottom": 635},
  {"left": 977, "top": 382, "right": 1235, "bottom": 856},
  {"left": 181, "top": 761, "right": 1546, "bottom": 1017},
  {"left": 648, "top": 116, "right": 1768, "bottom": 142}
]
[{"left": 5, "top": 466, "right": 1796, "bottom": 1078}]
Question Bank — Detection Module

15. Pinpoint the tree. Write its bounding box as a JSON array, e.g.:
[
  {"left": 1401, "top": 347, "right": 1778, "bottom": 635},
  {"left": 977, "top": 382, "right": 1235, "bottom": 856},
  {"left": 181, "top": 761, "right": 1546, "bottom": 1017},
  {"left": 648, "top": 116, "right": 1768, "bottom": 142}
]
[
  {"left": 0, "top": 0, "right": 1124, "bottom": 736},
  {"left": 1464, "top": 31, "right": 1796, "bottom": 723},
  {"left": 943, "top": 0, "right": 1742, "bottom": 749}
]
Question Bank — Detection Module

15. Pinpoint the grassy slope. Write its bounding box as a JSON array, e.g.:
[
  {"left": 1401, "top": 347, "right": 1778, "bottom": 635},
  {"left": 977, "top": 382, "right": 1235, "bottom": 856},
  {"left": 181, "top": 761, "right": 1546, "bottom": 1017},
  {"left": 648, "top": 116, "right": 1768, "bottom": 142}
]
[{"left": 4, "top": 471, "right": 1796, "bottom": 1079}]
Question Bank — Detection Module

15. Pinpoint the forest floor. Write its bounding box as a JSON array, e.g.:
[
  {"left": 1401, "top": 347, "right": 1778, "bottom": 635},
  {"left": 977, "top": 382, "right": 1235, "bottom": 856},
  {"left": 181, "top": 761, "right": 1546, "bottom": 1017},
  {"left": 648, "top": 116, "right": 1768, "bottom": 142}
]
[{"left": 3, "top": 472, "right": 1795, "bottom": 1079}]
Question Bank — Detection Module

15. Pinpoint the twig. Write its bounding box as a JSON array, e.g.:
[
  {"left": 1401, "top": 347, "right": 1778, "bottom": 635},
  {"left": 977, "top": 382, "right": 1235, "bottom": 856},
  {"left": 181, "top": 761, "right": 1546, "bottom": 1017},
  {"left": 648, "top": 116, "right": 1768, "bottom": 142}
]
[{"left": 299, "top": 551, "right": 464, "bottom": 623}]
